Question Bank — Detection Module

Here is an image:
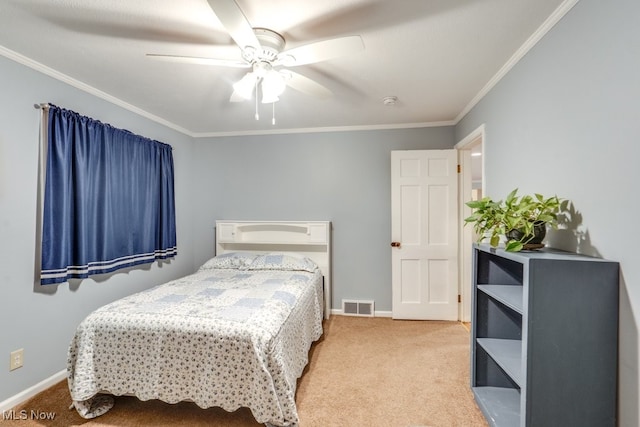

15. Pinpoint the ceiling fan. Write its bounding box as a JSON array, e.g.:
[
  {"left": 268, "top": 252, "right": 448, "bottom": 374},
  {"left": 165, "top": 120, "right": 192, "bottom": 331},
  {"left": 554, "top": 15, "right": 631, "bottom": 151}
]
[{"left": 147, "top": 0, "right": 365, "bottom": 109}]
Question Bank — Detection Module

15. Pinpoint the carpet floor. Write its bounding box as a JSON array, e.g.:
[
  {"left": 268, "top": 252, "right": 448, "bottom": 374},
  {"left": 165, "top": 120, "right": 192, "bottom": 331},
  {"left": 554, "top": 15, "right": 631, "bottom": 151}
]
[{"left": 1, "top": 316, "right": 487, "bottom": 427}]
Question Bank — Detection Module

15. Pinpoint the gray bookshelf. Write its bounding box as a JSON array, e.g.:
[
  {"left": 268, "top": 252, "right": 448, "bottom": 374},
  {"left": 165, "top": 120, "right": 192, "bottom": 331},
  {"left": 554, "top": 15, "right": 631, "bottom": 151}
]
[{"left": 470, "top": 244, "right": 619, "bottom": 427}]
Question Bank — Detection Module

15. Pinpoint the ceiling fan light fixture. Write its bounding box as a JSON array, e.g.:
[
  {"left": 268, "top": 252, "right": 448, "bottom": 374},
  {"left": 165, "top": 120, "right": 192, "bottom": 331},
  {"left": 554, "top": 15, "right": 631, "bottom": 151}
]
[
  {"left": 261, "top": 70, "right": 287, "bottom": 104},
  {"left": 261, "top": 92, "right": 280, "bottom": 104},
  {"left": 233, "top": 72, "right": 257, "bottom": 100}
]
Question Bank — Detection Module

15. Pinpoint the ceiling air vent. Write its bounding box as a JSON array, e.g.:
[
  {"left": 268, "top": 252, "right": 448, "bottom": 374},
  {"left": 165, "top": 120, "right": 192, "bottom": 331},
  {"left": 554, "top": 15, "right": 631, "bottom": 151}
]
[{"left": 342, "top": 299, "right": 375, "bottom": 317}]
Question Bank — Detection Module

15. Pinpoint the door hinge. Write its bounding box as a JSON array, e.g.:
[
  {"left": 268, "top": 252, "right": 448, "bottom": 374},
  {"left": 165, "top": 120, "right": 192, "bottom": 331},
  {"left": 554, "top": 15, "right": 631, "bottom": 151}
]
[
  {"left": 457, "top": 164, "right": 461, "bottom": 173},
  {"left": 458, "top": 294, "right": 462, "bottom": 303}
]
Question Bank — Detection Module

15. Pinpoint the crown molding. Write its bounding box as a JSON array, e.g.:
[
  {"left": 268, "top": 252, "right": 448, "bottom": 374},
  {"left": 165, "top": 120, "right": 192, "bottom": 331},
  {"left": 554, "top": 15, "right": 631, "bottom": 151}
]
[
  {"left": 0, "top": 45, "right": 194, "bottom": 137},
  {"left": 190, "top": 120, "right": 457, "bottom": 139}
]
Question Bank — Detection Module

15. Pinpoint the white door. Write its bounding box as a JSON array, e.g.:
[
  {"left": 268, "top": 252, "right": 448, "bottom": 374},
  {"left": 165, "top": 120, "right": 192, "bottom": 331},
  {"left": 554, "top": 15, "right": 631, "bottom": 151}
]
[{"left": 391, "top": 150, "right": 459, "bottom": 320}]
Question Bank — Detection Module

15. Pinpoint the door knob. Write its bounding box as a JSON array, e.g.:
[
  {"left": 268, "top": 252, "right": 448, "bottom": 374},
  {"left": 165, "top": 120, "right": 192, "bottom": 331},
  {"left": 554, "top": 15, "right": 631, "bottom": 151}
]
[{"left": 391, "top": 242, "right": 401, "bottom": 248}]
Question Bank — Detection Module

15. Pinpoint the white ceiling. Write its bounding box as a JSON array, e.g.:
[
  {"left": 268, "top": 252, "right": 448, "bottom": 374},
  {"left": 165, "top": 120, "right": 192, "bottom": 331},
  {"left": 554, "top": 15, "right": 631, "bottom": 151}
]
[{"left": 0, "top": 0, "right": 569, "bottom": 137}]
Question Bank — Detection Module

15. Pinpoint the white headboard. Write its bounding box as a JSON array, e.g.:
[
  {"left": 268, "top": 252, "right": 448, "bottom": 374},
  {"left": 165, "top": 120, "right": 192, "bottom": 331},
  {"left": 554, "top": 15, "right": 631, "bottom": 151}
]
[{"left": 215, "top": 220, "right": 332, "bottom": 319}]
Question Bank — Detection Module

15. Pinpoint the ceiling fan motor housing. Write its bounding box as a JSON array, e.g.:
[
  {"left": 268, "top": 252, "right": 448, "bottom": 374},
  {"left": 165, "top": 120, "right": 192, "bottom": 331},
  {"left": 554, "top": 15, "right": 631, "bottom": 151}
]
[{"left": 245, "top": 28, "right": 286, "bottom": 63}]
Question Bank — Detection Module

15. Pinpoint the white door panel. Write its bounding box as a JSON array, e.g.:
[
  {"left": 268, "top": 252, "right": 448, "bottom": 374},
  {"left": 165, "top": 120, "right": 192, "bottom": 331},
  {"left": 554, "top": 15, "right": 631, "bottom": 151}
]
[{"left": 391, "top": 150, "right": 458, "bottom": 320}]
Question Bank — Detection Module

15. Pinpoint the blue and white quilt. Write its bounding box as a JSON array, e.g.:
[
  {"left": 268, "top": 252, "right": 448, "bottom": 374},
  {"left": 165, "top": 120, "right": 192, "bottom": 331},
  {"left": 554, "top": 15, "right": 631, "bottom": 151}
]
[{"left": 67, "top": 256, "right": 324, "bottom": 427}]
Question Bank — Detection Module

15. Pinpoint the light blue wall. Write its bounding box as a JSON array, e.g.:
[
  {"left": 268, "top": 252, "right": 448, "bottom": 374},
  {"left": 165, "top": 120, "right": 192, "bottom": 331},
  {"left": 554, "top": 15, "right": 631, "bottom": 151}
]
[
  {"left": 190, "top": 129, "right": 455, "bottom": 312},
  {"left": 455, "top": 0, "right": 640, "bottom": 425},
  {"left": 0, "top": 55, "right": 196, "bottom": 402}
]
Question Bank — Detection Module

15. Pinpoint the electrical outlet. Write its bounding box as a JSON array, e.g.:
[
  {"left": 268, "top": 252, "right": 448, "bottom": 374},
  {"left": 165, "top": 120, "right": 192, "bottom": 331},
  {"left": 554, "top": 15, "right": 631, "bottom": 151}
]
[{"left": 10, "top": 349, "right": 23, "bottom": 371}]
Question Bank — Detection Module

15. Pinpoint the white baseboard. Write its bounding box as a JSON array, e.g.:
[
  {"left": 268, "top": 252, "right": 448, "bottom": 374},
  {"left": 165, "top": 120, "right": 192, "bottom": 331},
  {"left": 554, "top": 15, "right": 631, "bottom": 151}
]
[
  {"left": 0, "top": 369, "right": 66, "bottom": 412},
  {"left": 330, "top": 309, "right": 392, "bottom": 318},
  {"left": 374, "top": 310, "right": 392, "bottom": 318}
]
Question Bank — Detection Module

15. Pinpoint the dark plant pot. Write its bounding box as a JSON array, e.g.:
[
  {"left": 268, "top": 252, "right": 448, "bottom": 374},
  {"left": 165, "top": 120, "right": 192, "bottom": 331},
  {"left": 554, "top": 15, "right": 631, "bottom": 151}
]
[{"left": 505, "top": 222, "right": 547, "bottom": 244}]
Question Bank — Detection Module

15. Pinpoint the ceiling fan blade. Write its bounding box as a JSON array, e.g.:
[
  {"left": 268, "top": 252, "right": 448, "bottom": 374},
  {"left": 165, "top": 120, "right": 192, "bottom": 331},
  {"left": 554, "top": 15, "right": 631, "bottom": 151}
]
[
  {"left": 207, "top": 0, "right": 260, "bottom": 51},
  {"left": 285, "top": 71, "right": 333, "bottom": 99},
  {"left": 146, "top": 54, "right": 250, "bottom": 68},
  {"left": 276, "top": 35, "right": 364, "bottom": 67},
  {"left": 7, "top": 2, "right": 226, "bottom": 45}
]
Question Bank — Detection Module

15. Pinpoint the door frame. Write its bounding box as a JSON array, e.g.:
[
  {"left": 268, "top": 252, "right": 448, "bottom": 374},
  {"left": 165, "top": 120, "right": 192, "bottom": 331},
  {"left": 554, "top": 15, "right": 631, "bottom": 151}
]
[{"left": 454, "top": 124, "right": 485, "bottom": 322}]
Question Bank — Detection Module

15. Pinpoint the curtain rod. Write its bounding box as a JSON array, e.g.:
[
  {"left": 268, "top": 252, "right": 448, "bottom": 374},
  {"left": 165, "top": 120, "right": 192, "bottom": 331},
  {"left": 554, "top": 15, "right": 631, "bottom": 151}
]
[{"left": 33, "top": 102, "right": 174, "bottom": 150}]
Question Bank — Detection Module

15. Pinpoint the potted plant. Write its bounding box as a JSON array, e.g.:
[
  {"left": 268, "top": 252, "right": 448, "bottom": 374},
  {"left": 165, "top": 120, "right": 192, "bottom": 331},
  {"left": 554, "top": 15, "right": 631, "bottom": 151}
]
[{"left": 464, "top": 189, "right": 563, "bottom": 252}]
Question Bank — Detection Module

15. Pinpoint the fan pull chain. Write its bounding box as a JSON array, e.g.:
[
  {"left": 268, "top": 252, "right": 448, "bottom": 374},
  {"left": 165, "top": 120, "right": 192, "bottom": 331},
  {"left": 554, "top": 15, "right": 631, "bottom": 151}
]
[
  {"left": 272, "top": 102, "right": 276, "bottom": 125},
  {"left": 254, "top": 83, "right": 259, "bottom": 121}
]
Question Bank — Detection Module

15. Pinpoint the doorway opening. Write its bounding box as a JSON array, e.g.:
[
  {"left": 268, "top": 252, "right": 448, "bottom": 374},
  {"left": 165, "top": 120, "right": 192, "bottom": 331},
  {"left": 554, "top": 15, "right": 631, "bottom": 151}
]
[{"left": 455, "top": 124, "right": 485, "bottom": 322}]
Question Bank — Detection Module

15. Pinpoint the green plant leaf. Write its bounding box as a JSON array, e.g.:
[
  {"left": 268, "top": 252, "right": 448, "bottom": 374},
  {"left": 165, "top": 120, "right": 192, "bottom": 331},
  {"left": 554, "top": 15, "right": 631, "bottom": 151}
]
[
  {"left": 505, "top": 188, "right": 518, "bottom": 203},
  {"left": 465, "top": 200, "right": 485, "bottom": 209},
  {"left": 505, "top": 240, "right": 523, "bottom": 252}
]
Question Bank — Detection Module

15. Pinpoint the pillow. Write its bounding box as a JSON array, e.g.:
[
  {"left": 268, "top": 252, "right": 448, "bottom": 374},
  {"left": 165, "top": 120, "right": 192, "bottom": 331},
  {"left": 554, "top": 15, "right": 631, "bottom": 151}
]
[
  {"left": 264, "top": 251, "right": 307, "bottom": 259},
  {"left": 198, "top": 252, "right": 257, "bottom": 271},
  {"left": 247, "top": 253, "right": 318, "bottom": 273}
]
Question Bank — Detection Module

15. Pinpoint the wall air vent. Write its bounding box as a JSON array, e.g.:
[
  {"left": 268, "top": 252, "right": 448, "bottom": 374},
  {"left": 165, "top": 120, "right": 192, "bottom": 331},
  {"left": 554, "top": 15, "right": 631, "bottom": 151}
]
[{"left": 342, "top": 299, "right": 375, "bottom": 317}]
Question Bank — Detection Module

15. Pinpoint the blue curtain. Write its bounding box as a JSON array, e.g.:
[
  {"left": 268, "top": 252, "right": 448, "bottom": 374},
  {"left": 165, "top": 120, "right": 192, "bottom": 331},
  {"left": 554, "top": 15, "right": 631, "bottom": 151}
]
[{"left": 40, "top": 105, "right": 177, "bottom": 285}]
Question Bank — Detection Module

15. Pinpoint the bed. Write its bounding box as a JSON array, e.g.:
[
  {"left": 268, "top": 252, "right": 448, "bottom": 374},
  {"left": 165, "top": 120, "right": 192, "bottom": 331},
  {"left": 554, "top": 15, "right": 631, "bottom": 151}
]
[{"left": 67, "top": 220, "right": 331, "bottom": 427}]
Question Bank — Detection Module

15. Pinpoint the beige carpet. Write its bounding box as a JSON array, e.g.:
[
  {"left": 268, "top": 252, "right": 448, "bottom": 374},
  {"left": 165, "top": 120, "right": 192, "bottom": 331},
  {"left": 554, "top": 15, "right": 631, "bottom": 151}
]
[{"left": 1, "top": 316, "right": 487, "bottom": 427}]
